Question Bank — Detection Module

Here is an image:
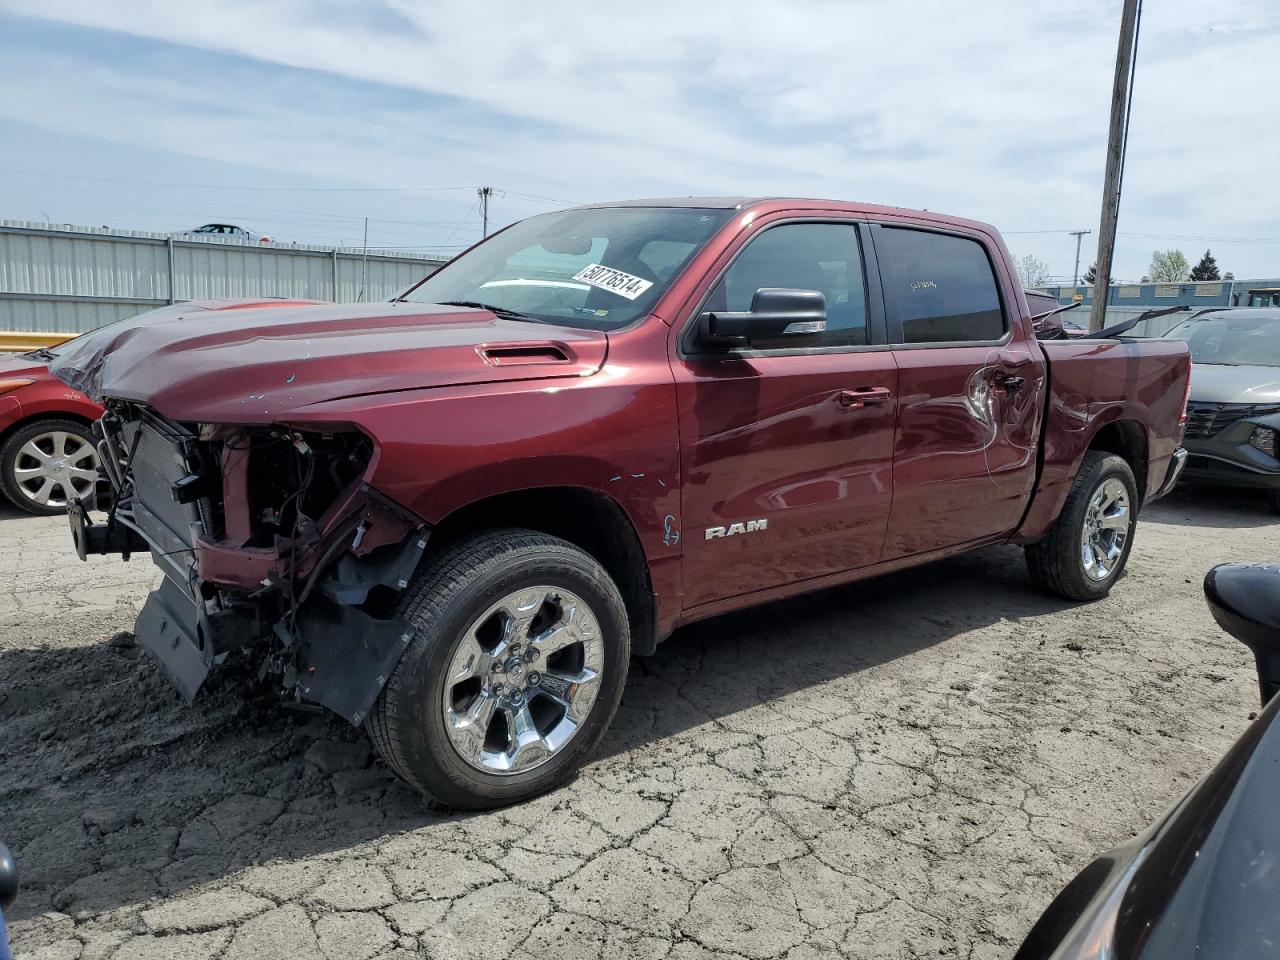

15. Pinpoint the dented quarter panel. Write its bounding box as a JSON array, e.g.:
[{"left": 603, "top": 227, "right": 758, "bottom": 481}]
[{"left": 1015, "top": 337, "right": 1191, "bottom": 542}]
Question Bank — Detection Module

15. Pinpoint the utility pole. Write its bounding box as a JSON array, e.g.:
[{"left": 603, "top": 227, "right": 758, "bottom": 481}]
[
  {"left": 478, "top": 186, "right": 493, "bottom": 237},
  {"left": 358, "top": 216, "right": 369, "bottom": 302},
  {"left": 1089, "top": 0, "right": 1142, "bottom": 331},
  {"left": 1070, "top": 229, "right": 1091, "bottom": 287}
]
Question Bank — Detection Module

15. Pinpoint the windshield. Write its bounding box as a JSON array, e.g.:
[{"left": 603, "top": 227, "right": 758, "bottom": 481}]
[
  {"left": 1163, "top": 314, "right": 1280, "bottom": 367},
  {"left": 399, "top": 206, "right": 734, "bottom": 330}
]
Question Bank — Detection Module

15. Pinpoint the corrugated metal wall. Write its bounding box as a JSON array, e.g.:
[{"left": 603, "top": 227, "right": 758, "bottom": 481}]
[
  {"left": 0, "top": 221, "right": 446, "bottom": 333},
  {"left": 1034, "top": 277, "right": 1280, "bottom": 309}
]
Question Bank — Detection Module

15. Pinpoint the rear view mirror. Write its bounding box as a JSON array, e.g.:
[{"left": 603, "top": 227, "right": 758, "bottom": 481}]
[
  {"left": 699, "top": 288, "right": 827, "bottom": 350},
  {"left": 540, "top": 236, "right": 593, "bottom": 256},
  {"left": 1204, "top": 563, "right": 1280, "bottom": 705}
]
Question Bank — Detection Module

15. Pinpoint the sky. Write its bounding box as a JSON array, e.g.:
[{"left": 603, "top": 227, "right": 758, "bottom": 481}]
[{"left": 0, "top": 0, "right": 1277, "bottom": 282}]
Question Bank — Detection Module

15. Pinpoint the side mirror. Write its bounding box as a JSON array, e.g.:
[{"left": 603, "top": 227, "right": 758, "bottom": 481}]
[
  {"left": 699, "top": 288, "right": 827, "bottom": 350},
  {"left": 1204, "top": 563, "right": 1280, "bottom": 706},
  {"left": 0, "top": 840, "right": 15, "bottom": 913}
]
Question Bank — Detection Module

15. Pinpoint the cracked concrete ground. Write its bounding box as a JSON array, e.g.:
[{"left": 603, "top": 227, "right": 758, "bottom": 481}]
[{"left": 1, "top": 487, "right": 1276, "bottom": 960}]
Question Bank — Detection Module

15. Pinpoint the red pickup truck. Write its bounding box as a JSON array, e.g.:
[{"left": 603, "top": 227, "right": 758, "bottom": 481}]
[{"left": 55, "top": 198, "right": 1190, "bottom": 808}]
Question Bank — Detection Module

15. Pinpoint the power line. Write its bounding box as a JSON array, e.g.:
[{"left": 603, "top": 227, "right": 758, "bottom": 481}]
[
  {"left": 438, "top": 198, "right": 481, "bottom": 252},
  {"left": 0, "top": 180, "right": 480, "bottom": 227},
  {"left": 1, "top": 168, "right": 581, "bottom": 206},
  {"left": 497, "top": 189, "right": 580, "bottom": 206},
  {"left": 1118, "top": 232, "right": 1280, "bottom": 244},
  {"left": 0, "top": 167, "right": 479, "bottom": 193}
]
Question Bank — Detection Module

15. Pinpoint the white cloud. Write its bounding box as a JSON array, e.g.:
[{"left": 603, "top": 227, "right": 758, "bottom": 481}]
[{"left": 1, "top": 0, "right": 1277, "bottom": 277}]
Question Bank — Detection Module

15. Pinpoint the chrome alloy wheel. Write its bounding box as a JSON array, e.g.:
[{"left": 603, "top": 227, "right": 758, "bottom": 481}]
[
  {"left": 1080, "top": 477, "right": 1130, "bottom": 581},
  {"left": 13, "top": 429, "right": 99, "bottom": 509},
  {"left": 441, "top": 586, "right": 604, "bottom": 775}
]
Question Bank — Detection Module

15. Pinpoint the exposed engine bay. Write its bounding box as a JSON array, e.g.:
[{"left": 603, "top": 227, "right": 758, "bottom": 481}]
[{"left": 69, "top": 400, "right": 428, "bottom": 725}]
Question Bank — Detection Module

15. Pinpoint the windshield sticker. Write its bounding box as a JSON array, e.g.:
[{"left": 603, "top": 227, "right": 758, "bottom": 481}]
[{"left": 571, "top": 263, "right": 654, "bottom": 301}]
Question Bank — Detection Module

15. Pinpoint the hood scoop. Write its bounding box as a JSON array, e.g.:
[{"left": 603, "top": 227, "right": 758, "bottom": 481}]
[{"left": 478, "top": 342, "right": 574, "bottom": 366}]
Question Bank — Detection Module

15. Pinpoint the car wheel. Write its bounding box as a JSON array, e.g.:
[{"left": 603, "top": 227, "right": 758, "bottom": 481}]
[
  {"left": 1270, "top": 490, "right": 1280, "bottom": 515},
  {"left": 0, "top": 419, "right": 100, "bottom": 516},
  {"left": 1025, "top": 451, "right": 1138, "bottom": 601},
  {"left": 366, "top": 528, "right": 630, "bottom": 809}
]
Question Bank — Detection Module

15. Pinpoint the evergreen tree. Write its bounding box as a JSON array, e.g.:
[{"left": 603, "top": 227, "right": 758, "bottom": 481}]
[
  {"left": 1189, "top": 249, "right": 1221, "bottom": 281},
  {"left": 1082, "top": 263, "right": 1097, "bottom": 285}
]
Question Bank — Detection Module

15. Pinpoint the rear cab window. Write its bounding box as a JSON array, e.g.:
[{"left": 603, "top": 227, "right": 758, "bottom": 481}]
[{"left": 874, "top": 227, "right": 1006, "bottom": 344}]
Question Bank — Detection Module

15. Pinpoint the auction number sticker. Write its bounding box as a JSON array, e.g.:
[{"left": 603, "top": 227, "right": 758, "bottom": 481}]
[{"left": 571, "top": 263, "right": 653, "bottom": 301}]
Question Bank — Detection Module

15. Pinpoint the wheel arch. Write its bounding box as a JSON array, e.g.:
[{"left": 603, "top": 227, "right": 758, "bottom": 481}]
[
  {"left": 1014, "top": 414, "right": 1151, "bottom": 544},
  {"left": 1085, "top": 418, "right": 1149, "bottom": 503},
  {"left": 425, "top": 485, "right": 659, "bottom": 655},
  {"left": 0, "top": 409, "right": 97, "bottom": 448}
]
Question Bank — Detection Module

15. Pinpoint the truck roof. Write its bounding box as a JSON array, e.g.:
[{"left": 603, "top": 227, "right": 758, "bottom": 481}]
[{"left": 572, "top": 196, "right": 1001, "bottom": 237}]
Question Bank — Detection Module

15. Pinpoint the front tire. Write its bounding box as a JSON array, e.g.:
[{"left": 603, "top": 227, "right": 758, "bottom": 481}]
[
  {"left": 366, "top": 529, "right": 630, "bottom": 809},
  {"left": 1025, "top": 451, "right": 1138, "bottom": 601},
  {"left": 0, "top": 418, "right": 100, "bottom": 516}
]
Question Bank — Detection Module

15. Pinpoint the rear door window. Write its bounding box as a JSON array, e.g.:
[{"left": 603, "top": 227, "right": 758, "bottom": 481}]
[{"left": 875, "top": 227, "right": 1006, "bottom": 343}]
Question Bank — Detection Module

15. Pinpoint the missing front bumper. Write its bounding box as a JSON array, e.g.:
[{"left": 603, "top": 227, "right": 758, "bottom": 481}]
[{"left": 71, "top": 405, "right": 428, "bottom": 724}]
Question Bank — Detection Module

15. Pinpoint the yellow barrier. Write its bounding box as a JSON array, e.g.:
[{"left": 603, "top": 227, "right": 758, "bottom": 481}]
[{"left": 0, "top": 331, "right": 75, "bottom": 353}]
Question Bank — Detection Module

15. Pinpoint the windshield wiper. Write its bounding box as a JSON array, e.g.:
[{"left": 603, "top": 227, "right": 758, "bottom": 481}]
[{"left": 436, "top": 300, "right": 545, "bottom": 324}]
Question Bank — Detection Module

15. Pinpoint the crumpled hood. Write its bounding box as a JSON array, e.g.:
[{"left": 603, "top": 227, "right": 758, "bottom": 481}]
[
  {"left": 1190, "top": 363, "right": 1280, "bottom": 404},
  {"left": 0, "top": 352, "right": 47, "bottom": 378},
  {"left": 50, "top": 299, "right": 608, "bottom": 423}
]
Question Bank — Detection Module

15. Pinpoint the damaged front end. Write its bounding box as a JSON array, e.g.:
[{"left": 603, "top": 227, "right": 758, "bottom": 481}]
[{"left": 70, "top": 401, "right": 427, "bottom": 725}]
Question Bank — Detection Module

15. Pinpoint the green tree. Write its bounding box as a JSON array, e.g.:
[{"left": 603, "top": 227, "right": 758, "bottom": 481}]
[
  {"left": 1149, "top": 250, "right": 1190, "bottom": 283},
  {"left": 1082, "top": 263, "right": 1097, "bottom": 285},
  {"left": 1189, "top": 249, "right": 1221, "bottom": 281}
]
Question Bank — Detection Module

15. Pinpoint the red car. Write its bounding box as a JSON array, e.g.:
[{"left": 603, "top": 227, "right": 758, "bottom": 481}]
[
  {"left": 58, "top": 198, "right": 1191, "bottom": 808},
  {"left": 0, "top": 348, "right": 103, "bottom": 515}
]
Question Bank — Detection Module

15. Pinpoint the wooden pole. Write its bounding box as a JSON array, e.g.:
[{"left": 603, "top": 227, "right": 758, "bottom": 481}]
[{"left": 1089, "top": 0, "right": 1141, "bottom": 331}]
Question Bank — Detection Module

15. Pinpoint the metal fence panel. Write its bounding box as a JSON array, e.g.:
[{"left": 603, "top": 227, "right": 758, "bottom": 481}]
[
  {"left": 338, "top": 255, "right": 432, "bottom": 302},
  {"left": 0, "top": 226, "right": 169, "bottom": 300},
  {"left": 0, "top": 296, "right": 145, "bottom": 332},
  {"left": 0, "top": 221, "right": 444, "bottom": 334}
]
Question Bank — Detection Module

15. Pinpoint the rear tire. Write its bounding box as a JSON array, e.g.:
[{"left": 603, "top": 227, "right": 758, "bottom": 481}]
[
  {"left": 0, "top": 418, "right": 99, "bottom": 516},
  {"left": 1025, "top": 451, "right": 1138, "bottom": 601},
  {"left": 366, "top": 528, "right": 630, "bottom": 809},
  {"left": 1269, "top": 490, "right": 1280, "bottom": 515}
]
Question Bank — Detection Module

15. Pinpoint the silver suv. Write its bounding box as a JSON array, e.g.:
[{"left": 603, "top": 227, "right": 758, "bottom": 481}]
[{"left": 1163, "top": 308, "right": 1280, "bottom": 512}]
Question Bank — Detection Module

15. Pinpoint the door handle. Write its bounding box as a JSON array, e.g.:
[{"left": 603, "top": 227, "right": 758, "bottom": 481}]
[
  {"left": 990, "top": 373, "right": 1027, "bottom": 424},
  {"left": 838, "top": 387, "right": 892, "bottom": 409}
]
